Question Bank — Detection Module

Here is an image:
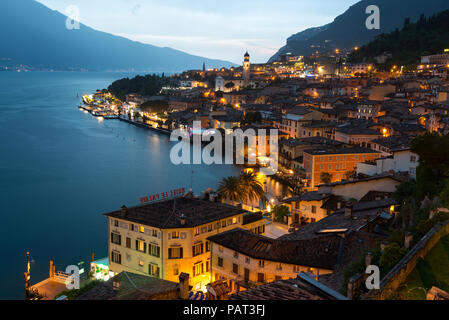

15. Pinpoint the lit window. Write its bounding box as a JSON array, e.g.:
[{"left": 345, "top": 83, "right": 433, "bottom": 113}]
[
  {"left": 139, "top": 226, "right": 145, "bottom": 233},
  {"left": 139, "top": 260, "right": 144, "bottom": 267},
  {"left": 172, "top": 231, "right": 179, "bottom": 239}
]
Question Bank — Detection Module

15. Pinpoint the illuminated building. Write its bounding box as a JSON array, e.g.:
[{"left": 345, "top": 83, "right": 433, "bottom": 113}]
[{"left": 105, "top": 195, "right": 265, "bottom": 292}]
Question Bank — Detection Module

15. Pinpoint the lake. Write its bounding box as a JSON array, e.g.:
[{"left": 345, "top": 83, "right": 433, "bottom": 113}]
[{"left": 0, "top": 72, "right": 240, "bottom": 299}]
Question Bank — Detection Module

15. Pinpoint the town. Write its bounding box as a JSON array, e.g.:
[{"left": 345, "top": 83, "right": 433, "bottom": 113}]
[{"left": 26, "top": 40, "right": 449, "bottom": 301}]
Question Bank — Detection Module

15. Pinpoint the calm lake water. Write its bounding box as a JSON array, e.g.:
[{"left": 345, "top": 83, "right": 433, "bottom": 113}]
[{"left": 0, "top": 72, "right": 239, "bottom": 299}]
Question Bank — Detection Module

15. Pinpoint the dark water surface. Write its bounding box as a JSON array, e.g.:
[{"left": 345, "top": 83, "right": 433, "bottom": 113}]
[{"left": 0, "top": 72, "right": 239, "bottom": 299}]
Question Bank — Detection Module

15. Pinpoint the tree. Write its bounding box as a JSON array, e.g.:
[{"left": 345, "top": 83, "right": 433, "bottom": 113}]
[
  {"left": 217, "top": 176, "right": 243, "bottom": 204},
  {"left": 379, "top": 243, "right": 408, "bottom": 275},
  {"left": 320, "top": 172, "right": 332, "bottom": 184},
  {"left": 273, "top": 205, "right": 290, "bottom": 223},
  {"left": 344, "top": 170, "right": 357, "bottom": 180},
  {"left": 239, "top": 171, "right": 266, "bottom": 204}
]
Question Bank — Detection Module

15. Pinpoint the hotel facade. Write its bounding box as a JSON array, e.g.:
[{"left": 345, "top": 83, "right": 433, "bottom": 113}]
[{"left": 105, "top": 196, "right": 266, "bottom": 292}]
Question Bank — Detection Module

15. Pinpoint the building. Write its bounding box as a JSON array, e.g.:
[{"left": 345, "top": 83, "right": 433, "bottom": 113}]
[
  {"left": 104, "top": 195, "right": 266, "bottom": 293},
  {"left": 317, "top": 173, "right": 405, "bottom": 201},
  {"left": 282, "top": 192, "right": 343, "bottom": 228},
  {"left": 334, "top": 126, "right": 381, "bottom": 148},
  {"left": 357, "top": 148, "right": 419, "bottom": 179},
  {"left": 208, "top": 228, "right": 338, "bottom": 293},
  {"left": 303, "top": 147, "right": 381, "bottom": 189},
  {"left": 275, "top": 107, "right": 324, "bottom": 138},
  {"left": 243, "top": 52, "right": 251, "bottom": 87},
  {"left": 229, "top": 272, "right": 349, "bottom": 300},
  {"left": 75, "top": 271, "right": 190, "bottom": 300}
]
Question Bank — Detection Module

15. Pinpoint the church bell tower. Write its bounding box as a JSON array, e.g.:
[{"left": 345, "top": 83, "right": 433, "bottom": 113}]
[{"left": 243, "top": 51, "right": 250, "bottom": 86}]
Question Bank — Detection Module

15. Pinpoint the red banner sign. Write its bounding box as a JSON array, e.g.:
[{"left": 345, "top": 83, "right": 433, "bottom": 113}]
[{"left": 140, "top": 187, "right": 186, "bottom": 204}]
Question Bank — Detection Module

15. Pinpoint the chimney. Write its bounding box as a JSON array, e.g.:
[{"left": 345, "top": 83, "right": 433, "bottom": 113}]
[
  {"left": 345, "top": 203, "right": 354, "bottom": 219},
  {"left": 113, "top": 277, "right": 120, "bottom": 292},
  {"left": 365, "top": 252, "right": 373, "bottom": 267},
  {"left": 178, "top": 273, "right": 190, "bottom": 300},
  {"left": 404, "top": 232, "right": 413, "bottom": 249},
  {"left": 49, "top": 260, "right": 55, "bottom": 278},
  {"left": 120, "top": 205, "right": 127, "bottom": 218},
  {"left": 180, "top": 213, "right": 186, "bottom": 226}
]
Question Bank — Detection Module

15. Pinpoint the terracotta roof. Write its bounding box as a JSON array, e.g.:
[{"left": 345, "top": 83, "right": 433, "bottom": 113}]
[
  {"left": 75, "top": 272, "right": 180, "bottom": 300},
  {"left": 229, "top": 273, "right": 349, "bottom": 300},
  {"left": 208, "top": 228, "right": 342, "bottom": 270},
  {"left": 104, "top": 197, "right": 247, "bottom": 229}
]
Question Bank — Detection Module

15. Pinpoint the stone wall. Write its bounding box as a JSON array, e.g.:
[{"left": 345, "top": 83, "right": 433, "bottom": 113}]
[{"left": 364, "top": 220, "right": 449, "bottom": 300}]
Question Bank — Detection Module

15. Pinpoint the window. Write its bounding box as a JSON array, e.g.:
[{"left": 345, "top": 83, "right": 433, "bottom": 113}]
[
  {"left": 136, "top": 240, "right": 146, "bottom": 253},
  {"left": 410, "top": 155, "right": 417, "bottom": 163},
  {"left": 276, "top": 263, "right": 282, "bottom": 271},
  {"left": 208, "top": 224, "right": 213, "bottom": 232},
  {"left": 257, "top": 273, "right": 265, "bottom": 283},
  {"left": 111, "top": 233, "right": 121, "bottom": 245},
  {"left": 311, "top": 206, "right": 317, "bottom": 214},
  {"left": 139, "top": 226, "right": 145, "bottom": 233},
  {"left": 217, "top": 257, "right": 224, "bottom": 267},
  {"left": 173, "top": 265, "right": 179, "bottom": 276},
  {"left": 194, "top": 228, "right": 200, "bottom": 236},
  {"left": 168, "top": 247, "right": 183, "bottom": 259},
  {"left": 206, "top": 259, "right": 210, "bottom": 273},
  {"left": 205, "top": 241, "right": 210, "bottom": 253},
  {"left": 218, "top": 246, "right": 223, "bottom": 253},
  {"left": 114, "top": 220, "right": 119, "bottom": 227},
  {"left": 126, "top": 237, "right": 131, "bottom": 248},
  {"left": 111, "top": 251, "right": 121, "bottom": 264},
  {"left": 258, "top": 260, "right": 265, "bottom": 268},
  {"left": 149, "top": 244, "right": 160, "bottom": 258},
  {"left": 232, "top": 217, "right": 237, "bottom": 224},
  {"left": 234, "top": 251, "right": 239, "bottom": 259},
  {"left": 293, "top": 265, "right": 300, "bottom": 273},
  {"left": 232, "top": 263, "right": 239, "bottom": 275},
  {"left": 245, "top": 257, "right": 251, "bottom": 264},
  {"left": 275, "top": 276, "right": 282, "bottom": 281},
  {"left": 172, "top": 231, "right": 180, "bottom": 239},
  {"left": 149, "top": 264, "right": 160, "bottom": 278},
  {"left": 139, "top": 260, "right": 144, "bottom": 267},
  {"left": 221, "top": 221, "right": 226, "bottom": 228},
  {"left": 152, "top": 229, "right": 158, "bottom": 238},
  {"left": 193, "top": 262, "right": 204, "bottom": 277},
  {"left": 192, "top": 243, "right": 204, "bottom": 257}
]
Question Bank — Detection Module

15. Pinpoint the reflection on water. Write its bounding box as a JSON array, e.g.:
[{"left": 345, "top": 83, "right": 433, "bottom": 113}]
[{"left": 0, "top": 72, "right": 239, "bottom": 299}]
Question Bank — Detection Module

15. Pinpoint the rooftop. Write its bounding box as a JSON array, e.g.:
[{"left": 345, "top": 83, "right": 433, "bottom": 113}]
[
  {"left": 208, "top": 228, "right": 342, "bottom": 270},
  {"left": 304, "top": 147, "right": 380, "bottom": 156},
  {"left": 104, "top": 197, "right": 247, "bottom": 229},
  {"left": 75, "top": 272, "right": 180, "bottom": 300},
  {"left": 229, "top": 273, "right": 349, "bottom": 300}
]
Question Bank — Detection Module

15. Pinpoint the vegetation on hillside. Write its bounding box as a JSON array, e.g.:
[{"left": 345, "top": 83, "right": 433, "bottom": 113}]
[
  {"left": 108, "top": 74, "right": 173, "bottom": 101},
  {"left": 349, "top": 10, "right": 449, "bottom": 69}
]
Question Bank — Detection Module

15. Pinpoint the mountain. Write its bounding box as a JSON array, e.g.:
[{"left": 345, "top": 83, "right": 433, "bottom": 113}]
[
  {"left": 349, "top": 10, "right": 449, "bottom": 68},
  {"left": 269, "top": 0, "right": 449, "bottom": 62},
  {"left": 0, "top": 0, "right": 234, "bottom": 72}
]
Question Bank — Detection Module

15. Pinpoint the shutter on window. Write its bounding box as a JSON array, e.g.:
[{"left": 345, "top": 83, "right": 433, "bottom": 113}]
[
  {"left": 157, "top": 246, "right": 160, "bottom": 258},
  {"left": 168, "top": 248, "right": 172, "bottom": 259},
  {"left": 143, "top": 242, "right": 147, "bottom": 253},
  {"left": 201, "top": 243, "right": 204, "bottom": 254},
  {"left": 135, "top": 240, "right": 138, "bottom": 250},
  {"left": 180, "top": 247, "right": 183, "bottom": 258}
]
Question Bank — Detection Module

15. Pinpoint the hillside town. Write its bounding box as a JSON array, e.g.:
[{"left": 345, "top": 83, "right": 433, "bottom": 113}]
[{"left": 28, "top": 48, "right": 449, "bottom": 302}]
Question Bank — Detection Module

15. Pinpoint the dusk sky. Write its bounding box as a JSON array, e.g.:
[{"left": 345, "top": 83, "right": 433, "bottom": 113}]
[{"left": 36, "top": 0, "right": 359, "bottom": 64}]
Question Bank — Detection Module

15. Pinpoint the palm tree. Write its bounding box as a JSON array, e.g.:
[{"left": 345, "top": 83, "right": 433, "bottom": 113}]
[
  {"left": 217, "top": 176, "right": 244, "bottom": 204},
  {"left": 239, "top": 171, "right": 266, "bottom": 203}
]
